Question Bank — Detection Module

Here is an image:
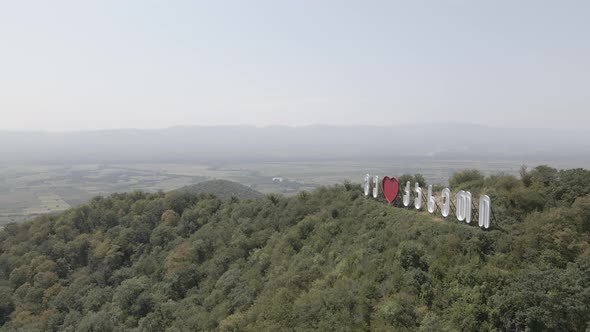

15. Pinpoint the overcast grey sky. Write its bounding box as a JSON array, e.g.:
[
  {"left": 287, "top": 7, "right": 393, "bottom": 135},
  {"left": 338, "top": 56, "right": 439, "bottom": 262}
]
[{"left": 1, "top": 0, "right": 588, "bottom": 131}]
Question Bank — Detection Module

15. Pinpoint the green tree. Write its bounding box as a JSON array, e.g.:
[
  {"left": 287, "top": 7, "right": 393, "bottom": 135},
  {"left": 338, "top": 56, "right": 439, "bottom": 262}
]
[
  {"left": 113, "top": 276, "right": 154, "bottom": 319},
  {"left": 0, "top": 286, "right": 14, "bottom": 325},
  {"left": 449, "top": 169, "right": 485, "bottom": 191}
]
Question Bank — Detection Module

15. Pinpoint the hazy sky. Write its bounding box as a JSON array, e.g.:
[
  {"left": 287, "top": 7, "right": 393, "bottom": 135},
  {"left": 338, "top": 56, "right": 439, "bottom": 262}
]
[{"left": 1, "top": 1, "right": 588, "bottom": 131}]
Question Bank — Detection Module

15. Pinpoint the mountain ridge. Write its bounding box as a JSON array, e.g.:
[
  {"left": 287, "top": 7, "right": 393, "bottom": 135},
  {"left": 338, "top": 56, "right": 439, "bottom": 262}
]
[{"left": 1, "top": 123, "right": 589, "bottom": 164}]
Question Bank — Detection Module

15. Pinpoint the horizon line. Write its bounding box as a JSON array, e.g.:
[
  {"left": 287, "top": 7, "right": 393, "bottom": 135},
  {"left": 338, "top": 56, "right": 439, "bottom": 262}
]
[{"left": 0, "top": 122, "right": 586, "bottom": 134}]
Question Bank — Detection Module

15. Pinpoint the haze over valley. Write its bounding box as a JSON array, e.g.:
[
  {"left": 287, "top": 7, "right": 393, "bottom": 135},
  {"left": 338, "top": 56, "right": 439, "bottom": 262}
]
[{"left": 1, "top": 124, "right": 589, "bottom": 225}]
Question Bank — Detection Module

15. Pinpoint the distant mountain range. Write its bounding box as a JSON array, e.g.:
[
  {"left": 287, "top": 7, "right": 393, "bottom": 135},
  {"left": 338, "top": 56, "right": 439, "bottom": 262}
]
[{"left": 1, "top": 124, "right": 589, "bottom": 164}]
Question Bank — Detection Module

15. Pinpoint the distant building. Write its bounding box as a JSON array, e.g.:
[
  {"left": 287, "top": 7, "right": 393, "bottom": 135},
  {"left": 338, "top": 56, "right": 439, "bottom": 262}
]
[{"left": 272, "top": 177, "right": 284, "bottom": 182}]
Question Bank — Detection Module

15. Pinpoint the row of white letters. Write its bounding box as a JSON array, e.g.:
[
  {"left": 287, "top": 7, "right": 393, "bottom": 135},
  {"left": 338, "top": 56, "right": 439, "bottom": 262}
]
[{"left": 364, "top": 175, "right": 492, "bottom": 229}]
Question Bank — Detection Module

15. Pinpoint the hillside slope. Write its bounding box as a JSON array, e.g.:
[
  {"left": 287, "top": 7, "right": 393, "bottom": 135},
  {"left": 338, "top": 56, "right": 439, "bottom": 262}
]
[
  {"left": 0, "top": 172, "right": 589, "bottom": 331},
  {"left": 175, "top": 179, "right": 263, "bottom": 201}
]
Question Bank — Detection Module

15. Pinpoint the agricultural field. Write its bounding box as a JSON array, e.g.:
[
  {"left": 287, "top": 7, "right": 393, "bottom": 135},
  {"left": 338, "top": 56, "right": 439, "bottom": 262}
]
[
  {"left": 0, "top": 164, "right": 203, "bottom": 225},
  {"left": 1, "top": 159, "right": 588, "bottom": 225}
]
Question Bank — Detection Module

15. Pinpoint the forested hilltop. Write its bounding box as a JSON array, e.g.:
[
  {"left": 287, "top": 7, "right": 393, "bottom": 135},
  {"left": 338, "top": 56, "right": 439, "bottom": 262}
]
[
  {"left": 1, "top": 166, "right": 589, "bottom": 331},
  {"left": 175, "top": 180, "right": 263, "bottom": 201}
]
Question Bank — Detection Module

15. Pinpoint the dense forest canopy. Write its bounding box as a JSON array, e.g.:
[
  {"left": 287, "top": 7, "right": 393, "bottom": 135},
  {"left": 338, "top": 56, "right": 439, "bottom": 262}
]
[
  {"left": 175, "top": 180, "right": 263, "bottom": 201},
  {"left": 0, "top": 165, "right": 589, "bottom": 331}
]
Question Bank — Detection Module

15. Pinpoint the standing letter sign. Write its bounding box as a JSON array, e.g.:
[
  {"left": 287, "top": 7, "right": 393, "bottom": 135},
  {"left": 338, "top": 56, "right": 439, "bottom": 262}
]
[
  {"left": 363, "top": 173, "right": 493, "bottom": 229},
  {"left": 456, "top": 191, "right": 472, "bottom": 223},
  {"left": 427, "top": 185, "right": 436, "bottom": 214},
  {"left": 479, "top": 195, "right": 491, "bottom": 229},
  {"left": 441, "top": 188, "right": 451, "bottom": 217},
  {"left": 372, "top": 175, "right": 379, "bottom": 199},
  {"left": 403, "top": 181, "right": 411, "bottom": 207},
  {"left": 364, "top": 174, "right": 370, "bottom": 197},
  {"left": 414, "top": 183, "right": 423, "bottom": 210}
]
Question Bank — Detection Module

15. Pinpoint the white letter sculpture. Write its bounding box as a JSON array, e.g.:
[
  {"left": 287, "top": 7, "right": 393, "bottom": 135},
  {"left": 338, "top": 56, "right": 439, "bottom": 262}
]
[
  {"left": 427, "top": 185, "right": 436, "bottom": 213},
  {"left": 414, "top": 183, "right": 423, "bottom": 210},
  {"left": 456, "top": 191, "right": 472, "bottom": 223},
  {"left": 403, "top": 181, "right": 411, "bottom": 207},
  {"left": 479, "top": 195, "right": 491, "bottom": 229},
  {"left": 372, "top": 175, "right": 379, "bottom": 199},
  {"left": 364, "top": 174, "right": 370, "bottom": 197},
  {"left": 363, "top": 172, "right": 491, "bottom": 230},
  {"left": 441, "top": 188, "right": 451, "bottom": 217}
]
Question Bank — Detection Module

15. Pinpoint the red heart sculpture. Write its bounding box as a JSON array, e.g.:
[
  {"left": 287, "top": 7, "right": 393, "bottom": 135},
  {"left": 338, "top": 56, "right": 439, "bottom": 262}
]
[{"left": 382, "top": 176, "right": 400, "bottom": 204}]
